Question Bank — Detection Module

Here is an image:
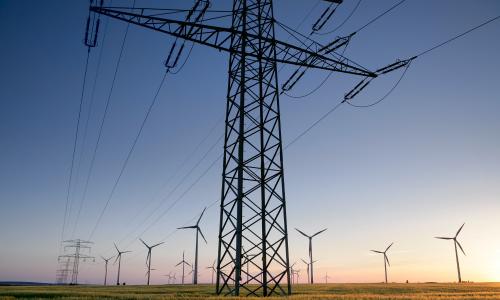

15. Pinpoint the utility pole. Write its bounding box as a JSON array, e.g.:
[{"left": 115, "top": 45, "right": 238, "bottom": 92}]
[
  {"left": 58, "top": 239, "right": 94, "bottom": 285},
  {"left": 86, "top": 0, "right": 395, "bottom": 295}
]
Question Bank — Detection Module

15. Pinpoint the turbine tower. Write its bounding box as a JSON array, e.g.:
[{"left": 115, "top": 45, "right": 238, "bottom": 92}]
[
  {"left": 371, "top": 242, "right": 393, "bottom": 284},
  {"left": 178, "top": 208, "right": 207, "bottom": 284},
  {"left": 435, "top": 223, "right": 467, "bottom": 283},
  {"left": 114, "top": 243, "right": 131, "bottom": 285},
  {"left": 140, "top": 239, "right": 164, "bottom": 285},
  {"left": 175, "top": 251, "right": 191, "bottom": 285},
  {"left": 101, "top": 255, "right": 113, "bottom": 286},
  {"left": 296, "top": 228, "right": 327, "bottom": 283}
]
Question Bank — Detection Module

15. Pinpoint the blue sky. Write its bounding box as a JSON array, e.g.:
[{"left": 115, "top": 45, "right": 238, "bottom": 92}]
[{"left": 0, "top": 0, "right": 499, "bottom": 284}]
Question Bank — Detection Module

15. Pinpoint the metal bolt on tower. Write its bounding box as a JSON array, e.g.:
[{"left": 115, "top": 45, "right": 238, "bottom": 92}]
[{"left": 87, "top": 0, "right": 376, "bottom": 295}]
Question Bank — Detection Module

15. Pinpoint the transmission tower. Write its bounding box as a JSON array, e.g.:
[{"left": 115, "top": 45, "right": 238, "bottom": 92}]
[
  {"left": 85, "top": 0, "right": 397, "bottom": 296},
  {"left": 58, "top": 239, "right": 94, "bottom": 284},
  {"left": 56, "top": 258, "right": 72, "bottom": 284}
]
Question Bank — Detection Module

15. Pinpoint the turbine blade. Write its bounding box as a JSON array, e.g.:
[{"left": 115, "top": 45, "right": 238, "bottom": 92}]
[
  {"left": 178, "top": 225, "right": 197, "bottom": 230},
  {"left": 197, "top": 207, "right": 207, "bottom": 225},
  {"left": 175, "top": 261, "right": 182, "bottom": 267},
  {"left": 435, "top": 236, "right": 453, "bottom": 240},
  {"left": 371, "top": 250, "right": 383, "bottom": 254},
  {"left": 123, "top": 250, "right": 132, "bottom": 254},
  {"left": 385, "top": 242, "right": 394, "bottom": 252},
  {"left": 385, "top": 254, "right": 390, "bottom": 266},
  {"left": 301, "top": 258, "right": 308, "bottom": 264},
  {"left": 114, "top": 243, "right": 120, "bottom": 253},
  {"left": 140, "top": 238, "right": 149, "bottom": 248},
  {"left": 456, "top": 240, "right": 466, "bottom": 256},
  {"left": 295, "top": 228, "right": 309, "bottom": 238},
  {"left": 152, "top": 241, "right": 165, "bottom": 248},
  {"left": 113, "top": 255, "right": 120, "bottom": 264},
  {"left": 456, "top": 222, "right": 465, "bottom": 237},
  {"left": 198, "top": 228, "right": 208, "bottom": 244},
  {"left": 312, "top": 228, "right": 328, "bottom": 237}
]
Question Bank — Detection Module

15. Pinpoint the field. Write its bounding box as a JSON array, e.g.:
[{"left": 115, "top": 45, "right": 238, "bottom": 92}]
[{"left": 1, "top": 283, "right": 500, "bottom": 299}]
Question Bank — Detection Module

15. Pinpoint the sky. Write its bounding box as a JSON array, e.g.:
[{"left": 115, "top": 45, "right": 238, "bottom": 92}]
[{"left": 0, "top": 0, "right": 499, "bottom": 285}]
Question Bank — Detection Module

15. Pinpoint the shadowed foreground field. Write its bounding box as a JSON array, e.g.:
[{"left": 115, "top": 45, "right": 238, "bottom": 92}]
[{"left": 1, "top": 283, "right": 500, "bottom": 299}]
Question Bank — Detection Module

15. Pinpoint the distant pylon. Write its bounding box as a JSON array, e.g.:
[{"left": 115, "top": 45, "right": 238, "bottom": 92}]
[{"left": 58, "top": 239, "right": 94, "bottom": 284}]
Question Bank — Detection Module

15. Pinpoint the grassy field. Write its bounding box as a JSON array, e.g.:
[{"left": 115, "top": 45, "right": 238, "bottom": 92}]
[{"left": 1, "top": 283, "right": 500, "bottom": 299}]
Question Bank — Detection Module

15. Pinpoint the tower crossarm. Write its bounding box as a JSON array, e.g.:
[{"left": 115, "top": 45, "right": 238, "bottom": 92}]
[{"left": 89, "top": 6, "right": 375, "bottom": 77}]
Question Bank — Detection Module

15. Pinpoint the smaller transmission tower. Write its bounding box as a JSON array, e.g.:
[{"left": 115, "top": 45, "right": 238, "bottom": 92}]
[
  {"left": 58, "top": 239, "right": 94, "bottom": 284},
  {"left": 56, "top": 258, "right": 72, "bottom": 284}
]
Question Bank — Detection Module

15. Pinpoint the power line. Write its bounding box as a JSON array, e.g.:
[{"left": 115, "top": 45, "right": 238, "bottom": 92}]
[
  {"left": 60, "top": 47, "right": 92, "bottom": 244},
  {"left": 115, "top": 134, "right": 223, "bottom": 248},
  {"left": 314, "top": 0, "right": 362, "bottom": 36},
  {"left": 414, "top": 14, "right": 500, "bottom": 58},
  {"left": 89, "top": 70, "right": 168, "bottom": 240},
  {"left": 71, "top": 16, "right": 111, "bottom": 238},
  {"left": 285, "top": 12, "right": 500, "bottom": 147},
  {"left": 113, "top": 117, "right": 223, "bottom": 242},
  {"left": 63, "top": 1, "right": 135, "bottom": 241},
  {"left": 345, "top": 61, "right": 412, "bottom": 108},
  {"left": 355, "top": 0, "right": 406, "bottom": 34},
  {"left": 284, "top": 45, "right": 349, "bottom": 99}
]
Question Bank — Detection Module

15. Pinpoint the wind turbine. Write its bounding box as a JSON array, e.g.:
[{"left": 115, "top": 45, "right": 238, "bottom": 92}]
[
  {"left": 296, "top": 228, "right": 327, "bottom": 283},
  {"left": 435, "top": 223, "right": 467, "bottom": 283},
  {"left": 324, "top": 272, "right": 331, "bottom": 284},
  {"left": 293, "top": 269, "right": 301, "bottom": 284},
  {"left": 242, "top": 247, "right": 259, "bottom": 284},
  {"left": 301, "top": 258, "right": 318, "bottom": 284},
  {"left": 371, "top": 242, "right": 393, "bottom": 283},
  {"left": 175, "top": 251, "right": 191, "bottom": 284},
  {"left": 114, "top": 243, "right": 131, "bottom": 285},
  {"left": 289, "top": 262, "right": 296, "bottom": 285},
  {"left": 206, "top": 260, "right": 216, "bottom": 284},
  {"left": 177, "top": 207, "right": 207, "bottom": 284},
  {"left": 101, "top": 255, "right": 114, "bottom": 286},
  {"left": 140, "top": 239, "right": 164, "bottom": 285},
  {"left": 188, "top": 261, "right": 196, "bottom": 284}
]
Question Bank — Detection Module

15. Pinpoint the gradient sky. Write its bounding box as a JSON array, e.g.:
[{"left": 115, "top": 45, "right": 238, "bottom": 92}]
[{"left": 1, "top": 0, "right": 499, "bottom": 285}]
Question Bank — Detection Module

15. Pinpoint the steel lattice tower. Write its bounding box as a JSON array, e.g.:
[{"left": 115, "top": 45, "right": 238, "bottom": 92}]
[
  {"left": 87, "top": 0, "right": 376, "bottom": 295},
  {"left": 216, "top": 0, "right": 290, "bottom": 296}
]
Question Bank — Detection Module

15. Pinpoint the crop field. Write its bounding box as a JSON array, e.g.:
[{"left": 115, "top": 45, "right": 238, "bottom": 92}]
[{"left": 1, "top": 283, "right": 500, "bottom": 299}]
